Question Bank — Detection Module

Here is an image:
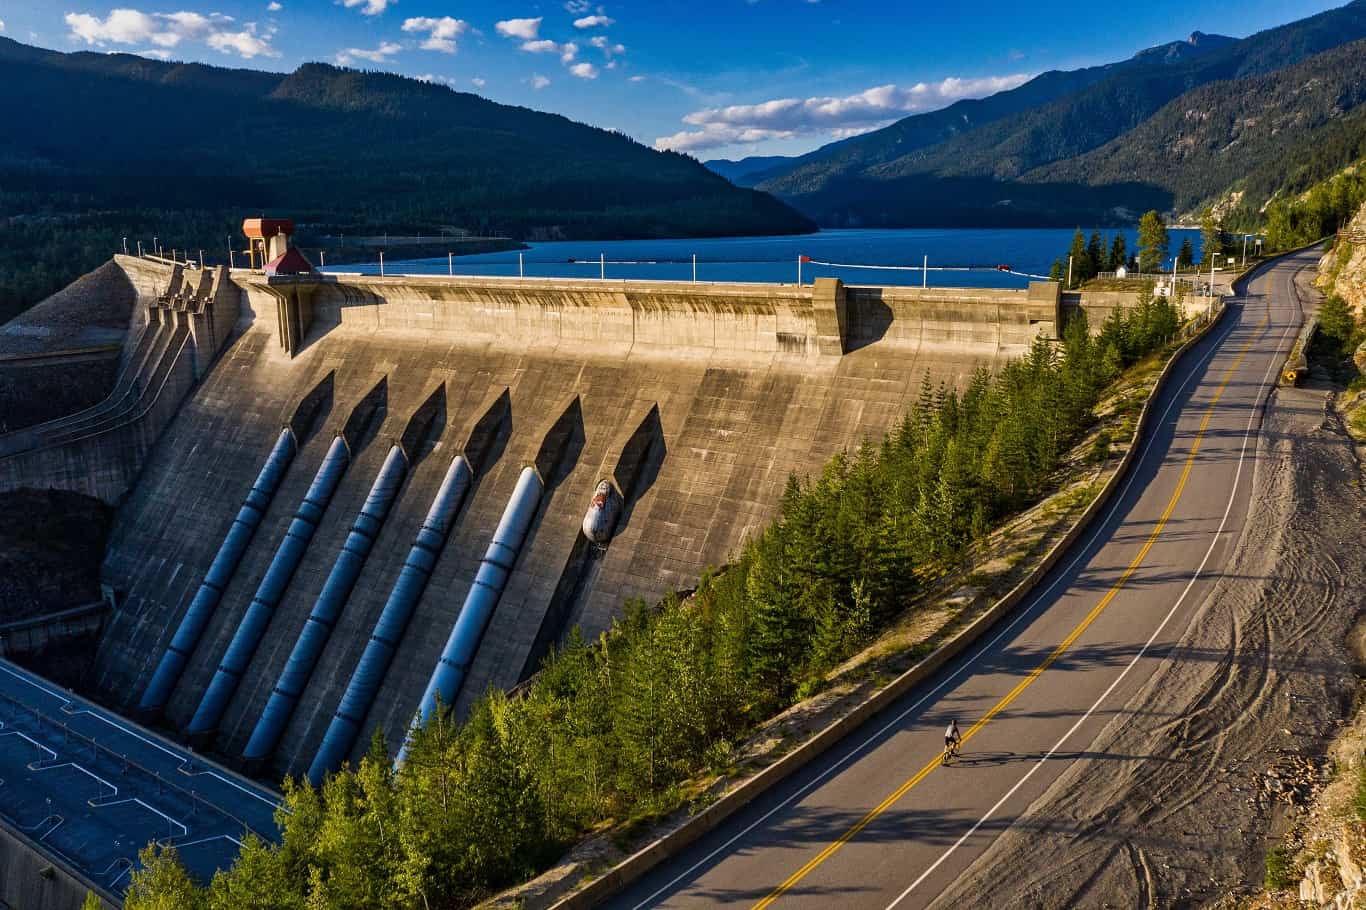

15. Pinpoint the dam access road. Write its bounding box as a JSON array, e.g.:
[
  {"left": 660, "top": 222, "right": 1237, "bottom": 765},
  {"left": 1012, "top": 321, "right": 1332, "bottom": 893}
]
[{"left": 605, "top": 249, "right": 1310, "bottom": 910}]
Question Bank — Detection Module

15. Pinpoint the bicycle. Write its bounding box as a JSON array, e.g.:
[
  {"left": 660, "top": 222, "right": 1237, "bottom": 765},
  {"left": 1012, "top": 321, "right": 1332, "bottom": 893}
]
[{"left": 941, "top": 738, "right": 960, "bottom": 765}]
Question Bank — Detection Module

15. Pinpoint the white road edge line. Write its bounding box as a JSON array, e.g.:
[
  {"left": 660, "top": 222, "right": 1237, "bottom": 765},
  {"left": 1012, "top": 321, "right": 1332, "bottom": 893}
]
[
  {"left": 883, "top": 264, "right": 1298, "bottom": 909},
  {"left": 629, "top": 264, "right": 1274, "bottom": 910}
]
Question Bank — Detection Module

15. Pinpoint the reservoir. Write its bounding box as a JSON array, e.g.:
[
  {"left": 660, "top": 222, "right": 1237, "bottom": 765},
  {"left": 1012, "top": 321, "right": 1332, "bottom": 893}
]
[{"left": 328, "top": 226, "right": 1207, "bottom": 288}]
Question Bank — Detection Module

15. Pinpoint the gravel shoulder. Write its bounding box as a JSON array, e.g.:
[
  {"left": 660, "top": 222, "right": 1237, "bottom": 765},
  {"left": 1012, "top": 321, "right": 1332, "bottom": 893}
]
[{"left": 931, "top": 383, "right": 1366, "bottom": 909}]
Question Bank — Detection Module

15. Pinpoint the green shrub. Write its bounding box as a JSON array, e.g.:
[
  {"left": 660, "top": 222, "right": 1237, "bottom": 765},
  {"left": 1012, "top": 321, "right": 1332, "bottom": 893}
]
[{"left": 1265, "top": 845, "right": 1298, "bottom": 890}]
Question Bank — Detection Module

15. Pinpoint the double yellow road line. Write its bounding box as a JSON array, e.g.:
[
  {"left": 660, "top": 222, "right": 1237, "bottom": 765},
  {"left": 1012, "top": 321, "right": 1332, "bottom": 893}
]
[{"left": 750, "top": 306, "right": 1272, "bottom": 909}]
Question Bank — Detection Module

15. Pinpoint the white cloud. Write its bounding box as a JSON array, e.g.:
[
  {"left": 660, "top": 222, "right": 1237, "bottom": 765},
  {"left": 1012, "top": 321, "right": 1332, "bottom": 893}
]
[
  {"left": 629, "top": 74, "right": 646, "bottom": 83},
  {"left": 573, "top": 14, "right": 613, "bottom": 28},
  {"left": 137, "top": 48, "right": 173, "bottom": 59},
  {"left": 569, "top": 61, "right": 597, "bottom": 79},
  {"left": 267, "top": 1, "right": 281, "bottom": 10},
  {"left": 402, "top": 16, "right": 467, "bottom": 53},
  {"left": 336, "top": 40, "right": 401, "bottom": 64},
  {"left": 0, "top": 19, "right": 5, "bottom": 31},
  {"left": 564, "top": 0, "right": 592, "bottom": 12},
  {"left": 471, "top": 76, "right": 486, "bottom": 88},
  {"left": 207, "top": 25, "right": 278, "bottom": 58},
  {"left": 65, "top": 8, "right": 277, "bottom": 58},
  {"left": 340, "top": 0, "right": 392, "bottom": 16},
  {"left": 415, "top": 72, "right": 457, "bottom": 86},
  {"left": 655, "top": 74, "right": 1032, "bottom": 152},
  {"left": 588, "top": 35, "right": 624, "bottom": 57},
  {"left": 519, "top": 38, "right": 558, "bottom": 53},
  {"left": 559, "top": 40, "right": 577, "bottom": 63},
  {"left": 495, "top": 17, "right": 541, "bottom": 40},
  {"left": 531, "top": 74, "right": 550, "bottom": 89}
]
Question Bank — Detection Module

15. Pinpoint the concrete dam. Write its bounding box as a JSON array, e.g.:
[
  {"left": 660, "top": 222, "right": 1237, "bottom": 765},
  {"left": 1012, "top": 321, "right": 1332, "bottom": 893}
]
[{"left": 4, "top": 245, "right": 1066, "bottom": 784}]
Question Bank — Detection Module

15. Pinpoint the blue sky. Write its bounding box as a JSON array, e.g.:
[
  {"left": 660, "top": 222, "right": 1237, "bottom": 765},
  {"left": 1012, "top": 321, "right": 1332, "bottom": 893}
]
[{"left": 0, "top": 0, "right": 1346, "bottom": 159}]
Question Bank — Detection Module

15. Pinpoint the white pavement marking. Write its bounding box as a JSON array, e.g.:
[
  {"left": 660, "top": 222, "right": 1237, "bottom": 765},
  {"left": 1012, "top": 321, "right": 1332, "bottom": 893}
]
[
  {"left": 628, "top": 274, "right": 1262, "bottom": 910},
  {"left": 884, "top": 269, "right": 1297, "bottom": 908}
]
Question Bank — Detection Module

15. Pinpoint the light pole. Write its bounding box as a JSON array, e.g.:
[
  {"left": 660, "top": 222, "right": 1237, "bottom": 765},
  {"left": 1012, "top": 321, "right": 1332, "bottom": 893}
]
[
  {"left": 137, "top": 240, "right": 144, "bottom": 257},
  {"left": 692, "top": 253, "right": 697, "bottom": 284},
  {"left": 1241, "top": 234, "right": 1249, "bottom": 268},
  {"left": 122, "top": 237, "right": 128, "bottom": 255}
]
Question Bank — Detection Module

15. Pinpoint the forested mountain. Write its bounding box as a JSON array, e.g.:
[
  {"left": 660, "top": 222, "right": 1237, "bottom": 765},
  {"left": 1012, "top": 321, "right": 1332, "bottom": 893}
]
[
  {"left": 0, "top": 37, "right": 811, "bottom": 321},
  {"left": 753, "top": 0, "right": 1366, "bottom": 226},
  {"left": 703, "top": 156, "right": 797, "bottom": 187},
  {"left": 1029, "top": 39, "right": 1366, "bottom": 216}
]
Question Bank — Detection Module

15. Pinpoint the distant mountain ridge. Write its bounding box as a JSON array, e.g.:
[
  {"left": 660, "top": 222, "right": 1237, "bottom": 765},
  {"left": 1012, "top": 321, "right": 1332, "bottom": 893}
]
[
  {"left": 748, "top": 1, "right": 1366, "bottom": 226},
  {"left": 0, "top": 36, "right": 813, "bottom": 240}
]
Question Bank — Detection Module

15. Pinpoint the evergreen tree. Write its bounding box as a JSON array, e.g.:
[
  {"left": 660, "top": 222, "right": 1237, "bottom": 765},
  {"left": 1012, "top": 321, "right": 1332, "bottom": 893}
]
[
  {"left": 1109, "top": 234, "right": 1127, "bottom": 272},
  {"left": 124, "top": 846, "right": 206, "bottom": 910},
  {"left": 1137, "top": 210, "right": 1169, "bottom": 273},
  {"left": 1200, "top": 210, "right": 1224, "bottom": 264},
  {"left": 1049, "top": 258, "right": 1065, "bottom": 282},
  {"left": 1178, "top": 237, "right": 1194, "bottom": 269},
  {"left": 1087, "top": 231, "right": 1105, "bottom": 278},
  {"left": 1066, "top": 228, "right": 1090, "bottom": 288}
]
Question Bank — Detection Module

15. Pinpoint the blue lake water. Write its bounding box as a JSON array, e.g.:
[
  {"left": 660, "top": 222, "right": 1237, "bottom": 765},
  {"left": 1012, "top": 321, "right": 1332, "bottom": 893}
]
[{"left": 324, "top": 227, "right": 1204, "bottom": 289}]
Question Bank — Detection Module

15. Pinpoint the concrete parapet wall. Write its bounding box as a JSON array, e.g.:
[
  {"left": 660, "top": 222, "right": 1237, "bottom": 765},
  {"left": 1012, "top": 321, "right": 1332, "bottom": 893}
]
[{"left": 238, "top": 272, "right": 1057, "bottom": 364}]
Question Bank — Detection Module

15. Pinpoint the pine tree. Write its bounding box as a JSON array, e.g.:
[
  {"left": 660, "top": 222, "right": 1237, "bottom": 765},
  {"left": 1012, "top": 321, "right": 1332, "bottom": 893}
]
[
  {"left": 1178, "top": 237, "right": 1194, "bottom": 269},
  {"left": 1137, "top": 210, "right": 1169, "bottom": 273},
  {"left": 1109, "top": 234, "right": 1127, "bottom": 272},
  {"left": 1087, "top": 231, "right": 1105, "bottom": 279},
  {"left": 124, "top": 846, "right": 206, "bottom": 910},
  {"left": 1200, "top": 210, "right": 1224, "bottom": 265},
  {"left": 1067, "top": 229, "right": 1090, "bottom": 288}
]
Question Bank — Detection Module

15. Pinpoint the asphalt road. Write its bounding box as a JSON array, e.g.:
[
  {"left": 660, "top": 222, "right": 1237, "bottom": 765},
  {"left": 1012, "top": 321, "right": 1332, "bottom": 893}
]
[{"left": 605, "top": 249, "right": 1310, "bottom": 910}]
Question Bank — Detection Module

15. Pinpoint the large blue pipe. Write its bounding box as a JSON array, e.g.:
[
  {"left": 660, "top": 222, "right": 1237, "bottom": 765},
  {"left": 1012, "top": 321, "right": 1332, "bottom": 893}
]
[
  {"left": 187, "top": 435, "right": 351, "bottom": 737},
  {"left": 395, "top": 465, "right": 542, "bottom": 766},
  {"left": 307, "top": 454, "right": 473, "bottom": 783},
  {"left": 243, "top": 444, "right": 409, "bottom": 762},
  {"left": 139, "top": 428, "right": 297, "bottom": 715}
]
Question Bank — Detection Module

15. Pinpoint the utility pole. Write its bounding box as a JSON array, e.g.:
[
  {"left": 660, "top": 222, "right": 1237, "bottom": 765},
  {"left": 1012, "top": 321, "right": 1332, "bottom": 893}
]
[
  {"left": 797, "top": 255, "right": 802, "bottom": 285},
  {"left": 519, "top": 252, "right": 524, "bottom": 278},
  {"left": 923, "top": 254, "right": 928, "bottom": 289},
  {"left": 198, "top": 250, "right": 204, "bottom": 269},
  {"left": 137, "top": 240, "right": 144, "bottom": 257},
  {"left": 122, "top": 237, "right": 128, "bottom": 255},
  {"left": 692, "top": 253, "right": 697, "bottom": 284},
  {"left": 600, "top": 253, "right": 605, "bottom": 280},
  {"left": 380, "top": 250, "right": 385, "bottom": 277},
  {"left": 448, "top": 252, "right": 453, "bottom": 276},
  {"left": 1242, "top": 234, "right": 1249, "bottom": 268}
]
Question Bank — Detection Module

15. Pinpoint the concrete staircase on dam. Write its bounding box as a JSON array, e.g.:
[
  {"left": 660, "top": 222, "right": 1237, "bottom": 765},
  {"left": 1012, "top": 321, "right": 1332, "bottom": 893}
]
[
  {"left": 0, "top": 258, "right": 240, "bottom": 504},
  {"left": 86, "top": 267, "right": 1065, "bottom": 779}
]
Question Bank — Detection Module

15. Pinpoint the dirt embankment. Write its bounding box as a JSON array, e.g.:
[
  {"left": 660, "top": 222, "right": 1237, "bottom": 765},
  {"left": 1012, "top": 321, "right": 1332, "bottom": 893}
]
[
  {"left": 930, "top": 383, "right": 1366, "bottom": 908},
  {"left": 0, "top": 260, "right": 137, "bottom": 431}
]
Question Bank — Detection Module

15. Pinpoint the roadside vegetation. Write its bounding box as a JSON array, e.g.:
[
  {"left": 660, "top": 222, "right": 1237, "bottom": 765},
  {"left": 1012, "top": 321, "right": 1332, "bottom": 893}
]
[{"left": 122, "top": 288, "right": 1183, "bottom": 909}]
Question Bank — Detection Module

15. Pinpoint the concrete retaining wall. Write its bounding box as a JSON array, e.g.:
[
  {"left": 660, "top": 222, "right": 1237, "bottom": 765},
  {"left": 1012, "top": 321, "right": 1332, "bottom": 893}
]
[{"left": 0, "top": 818, "right": 115, "bottom": 910}]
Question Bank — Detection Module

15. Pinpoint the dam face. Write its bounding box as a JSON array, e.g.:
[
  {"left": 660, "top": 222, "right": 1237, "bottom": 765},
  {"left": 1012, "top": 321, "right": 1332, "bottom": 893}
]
[{"left": 55, "top": 257, "right": 1061, "bottom": 779}]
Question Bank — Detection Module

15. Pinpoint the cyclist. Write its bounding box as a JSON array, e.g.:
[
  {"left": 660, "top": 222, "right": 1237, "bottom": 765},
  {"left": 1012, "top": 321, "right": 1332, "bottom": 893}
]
[{"left": 943, "top": 719, "right": 962, "bottom": 763}]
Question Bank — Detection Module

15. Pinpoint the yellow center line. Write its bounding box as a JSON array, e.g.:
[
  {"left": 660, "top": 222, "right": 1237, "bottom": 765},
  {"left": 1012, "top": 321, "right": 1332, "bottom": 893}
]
[{"left": 750, "top": 307, "right": 1272, "bottom": 910}]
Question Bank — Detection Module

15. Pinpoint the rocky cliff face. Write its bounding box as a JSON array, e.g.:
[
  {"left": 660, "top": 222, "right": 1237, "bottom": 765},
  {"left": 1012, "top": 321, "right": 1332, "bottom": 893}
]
[{"left": 1320, "top": 203, "right": 1366, "bottom": 315}]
